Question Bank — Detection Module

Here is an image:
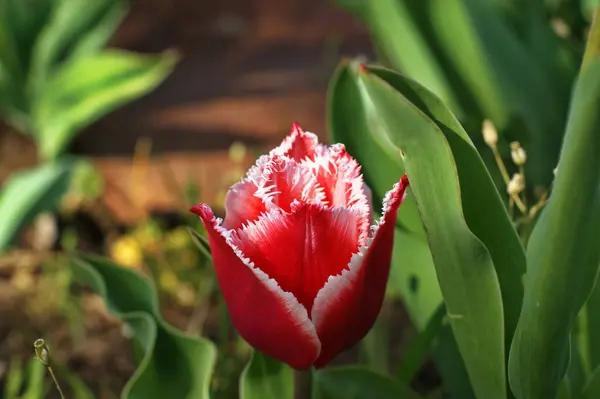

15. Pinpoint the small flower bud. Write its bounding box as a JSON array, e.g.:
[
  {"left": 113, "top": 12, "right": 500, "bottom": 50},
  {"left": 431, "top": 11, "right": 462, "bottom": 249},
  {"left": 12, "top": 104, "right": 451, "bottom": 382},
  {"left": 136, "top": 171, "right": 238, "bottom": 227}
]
[
  {"left": 510, "top": 142, "right": 527, "bottom": 165},
  {"left": 507, "top": 173, "right": 525, "bottom": 196},
  {"left": 34, "top": 338, "right": 50, "bottom": 366},
  {"left": 482, "top": 119, "right": 498, "bottom": 148}
]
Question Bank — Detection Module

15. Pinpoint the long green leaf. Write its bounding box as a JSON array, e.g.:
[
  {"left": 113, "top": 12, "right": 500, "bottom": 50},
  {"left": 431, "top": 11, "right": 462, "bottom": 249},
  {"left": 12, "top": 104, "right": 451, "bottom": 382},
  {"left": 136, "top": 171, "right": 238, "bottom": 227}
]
[
  {"left": 368, "top": 65, "right": 526, "bottom": 346},
  {"left": 34, "top": 49, "right": 178, "bottom": 160},
  {"left": 30, "top": 0, "right": 125, "bottom": 86},
  {"left": 328, "top": 63, "right": 475, "bottom": 398},
  {"left": 0, "top": 160, "right": 73, "bottom": 253},
  {"left": 328, "top": 60, "right": 423, "bottom": 236},
  {"left": 71, "top": 254, "right": 217, "bottom": 399},
  {"left": 240, "top": 350, "right": 294, "bottom": 399},
  {"left": 397, "top": 304, "right": 446, "bottom": 384},
  {"left": 508, "top": 57, "right": 600, "bottom": 398},
  {"left": 354, "top": 64, "right": 506, "bottom": 399},
  {"left": 582, "top": 364, "right": 600, "bottom": 399},
  {"left": 312, "top": 366, "right": 422, "bottom": 399},
  {"left": 366, "top": 0, "right": 459, "bottom": 114},
  {"left": 429, "top": 0, "right": 565, "bottom": 187}
]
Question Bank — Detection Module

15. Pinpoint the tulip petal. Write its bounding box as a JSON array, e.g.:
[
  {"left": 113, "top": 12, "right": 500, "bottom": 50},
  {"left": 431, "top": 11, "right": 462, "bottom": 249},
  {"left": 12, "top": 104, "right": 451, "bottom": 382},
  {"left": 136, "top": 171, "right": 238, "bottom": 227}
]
[
  {"left": 191, "top": 204, "right": 321, "bottom": 369},
  {"left": 302, "top": 144, "right": 372, "bottom": 245},
  {"left": 255, "top": 156, "right": 326, "bottom": 211},
  {"left": 311, "top": 175, "right": 409, "bottom": 368},
  {"left": 232, "top": 204, "right": 362, "bottom": 313},
  {"left": 272, "top": 122, "right": 325, "bottom": 161},
  {"left": 223, "top": 179, "right": 265, "bottom": 230}
]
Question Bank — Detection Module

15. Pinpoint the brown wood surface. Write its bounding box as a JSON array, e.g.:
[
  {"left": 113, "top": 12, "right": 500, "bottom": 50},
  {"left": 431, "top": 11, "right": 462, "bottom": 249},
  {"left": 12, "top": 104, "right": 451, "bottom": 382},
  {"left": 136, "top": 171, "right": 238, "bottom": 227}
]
[{"left": 1, "top": 0, "right": 373, "bottom": 224}]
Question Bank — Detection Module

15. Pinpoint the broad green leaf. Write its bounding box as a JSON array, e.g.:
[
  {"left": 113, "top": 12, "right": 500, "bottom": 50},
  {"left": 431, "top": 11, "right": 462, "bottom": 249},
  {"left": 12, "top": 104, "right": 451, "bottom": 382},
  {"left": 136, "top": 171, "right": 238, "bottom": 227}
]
[
  {"left": 328, "top": 63, "right": 477, "bottom": 398},
  {"left": 508, "top": 57, "right": 600, "bottom": 397},
  {"left": 35, "top": 49, "right": 178, "bottom": 160},
  {"left": 386, "top": 227, "right": 441, "bottom": 329},
  {"left": 21, "top": 359, "right": 46, "bottom": 399},
  {"left": 368, "top": 65, "right": 526, "bottom": 347},
  {"left": 585, "top": 281, "right": 600, "bottom": 371},
  {"left": 360, "top": 315, "right": 390, "bottom": 374},
  {"left": 328, "top": 61, "right": 423, "bottom": 236},
  {"left": 429, "top": 0, "right": 564, "bottom": 187},
  {"left": 0, "top": 0, "right": 54, "bottom": 76},
  {"left": 71, "top": 254, "right": 217, "bottom": 399},
  {"left": 354, "top": 64, "right": 506, "bottom": 399},
  {"left": 4, "top": 358, "right": 24, "bottom": 399},
  {"left": 240, "top": 350, "right": 294, "bottom": 399},
  {"left": 0, "top": 160, "right": 73, "bottom": 253},
  {"left": 365, "top": 0, "right": 460, "bottom": 114},
  {"left": 30, "top": 0, "right": 126, "bottom": 86},
  {"left": 312, "top": 366, "right": 422, "bottom": 399},
  {"left": 582, "top": 365, "right": 600, "bottom": 399},
  {"left": 397, "top": 304, "right": 445, "bottom": 384}
]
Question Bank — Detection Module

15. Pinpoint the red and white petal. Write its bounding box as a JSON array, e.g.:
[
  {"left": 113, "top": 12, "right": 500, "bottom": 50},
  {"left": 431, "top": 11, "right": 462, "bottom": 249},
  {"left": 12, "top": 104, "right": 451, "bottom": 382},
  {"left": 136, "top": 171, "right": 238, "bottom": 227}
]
[
  {"left": 231, "top": 204, "right": 362, "bottom": 313},
  {"left": 302, "top": 144, "right": 371, "bottom": 245},
  {"left": 255, "top": 156, "right": 325, "bottom": 211},
  {"left": 223, "top": 179, "right": 266, "bottom": 230},
  {"left": 271, "top": 122, "right": 325, "bottom": 161},
  {"left": 310, "top": 175, "right": 409, "bottom": 368},
  {"left": 190, "top": 204, "right": 321, "bottom": 369}
]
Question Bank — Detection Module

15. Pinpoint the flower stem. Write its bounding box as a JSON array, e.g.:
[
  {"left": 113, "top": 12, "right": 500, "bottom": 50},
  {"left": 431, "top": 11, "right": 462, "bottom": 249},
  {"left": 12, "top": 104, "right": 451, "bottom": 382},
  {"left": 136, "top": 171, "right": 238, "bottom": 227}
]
[{"left": 34, "top": 339, "right": 65, "bottom": 399}]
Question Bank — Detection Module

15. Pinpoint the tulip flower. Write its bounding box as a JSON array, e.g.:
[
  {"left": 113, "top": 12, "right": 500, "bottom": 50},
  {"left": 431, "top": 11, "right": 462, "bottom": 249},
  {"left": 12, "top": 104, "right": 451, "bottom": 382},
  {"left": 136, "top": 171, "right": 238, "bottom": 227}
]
[{"left": 190, "top": 123, "right": 409, "bottom": 369}]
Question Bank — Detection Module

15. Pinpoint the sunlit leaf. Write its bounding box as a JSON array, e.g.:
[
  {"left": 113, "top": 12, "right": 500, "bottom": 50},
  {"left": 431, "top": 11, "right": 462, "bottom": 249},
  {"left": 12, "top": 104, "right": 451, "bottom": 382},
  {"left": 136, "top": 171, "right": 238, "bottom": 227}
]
[
  {"left": 71, "top": 254, "right": 217, "bottom": 399},
  {"left": 240, "top": 350, "right": 294, "bottom": 399}
]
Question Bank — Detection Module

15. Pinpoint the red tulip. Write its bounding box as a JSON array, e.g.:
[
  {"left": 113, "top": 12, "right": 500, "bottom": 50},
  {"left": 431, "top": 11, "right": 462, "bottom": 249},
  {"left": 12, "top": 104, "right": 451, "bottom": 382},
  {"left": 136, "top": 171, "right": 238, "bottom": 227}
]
[{"left": 190, "top": 123, "right": 409, "bottom": 369}]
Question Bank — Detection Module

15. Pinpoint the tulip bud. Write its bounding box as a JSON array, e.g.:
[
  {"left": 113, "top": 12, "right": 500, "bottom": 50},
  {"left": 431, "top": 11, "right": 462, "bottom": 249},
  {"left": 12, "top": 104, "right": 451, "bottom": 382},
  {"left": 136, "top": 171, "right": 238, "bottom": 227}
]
[
  {"left": 507, "top": 173, "right": 525, "bottom": 196},
  {"left": 510, "top": 142, "right": 527, "bottom": 166},
  {"left": 190, "top": 123, "right": 410, "bottom": 369},
  {"left": 482, "top": 119, "right": 498, "bottom": 148}
]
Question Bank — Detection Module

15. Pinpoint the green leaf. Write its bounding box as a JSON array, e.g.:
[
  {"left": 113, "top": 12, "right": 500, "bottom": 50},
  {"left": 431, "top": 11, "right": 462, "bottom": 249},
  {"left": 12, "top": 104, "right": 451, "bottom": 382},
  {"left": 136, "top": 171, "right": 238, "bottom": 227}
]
[
  {"left": 71, "top": 254, "right": 217, "bottom": 399},
  {"left": 508, "top": 59, "right": 600, "bottom": 398},
  {"left": 4, "top": 358, "right": 24, "bottom": 399},
  {"left": 312, "top": 366, "right": 422, "bottom": 399},
  {"left": 429, "top": 0, "right": 565, "bottom": 187},
  {"left": 21, "top": 359, "right": 46, "bottom": 399},
  {"left": 189, "top": 228, "right": 212, "bottom": 260},
  {"left": 386, "top": 227, "right": 441, "bottom": 329},
  {"left": 368, "top": 65, "right": 526, "bottom": 347},
  {"left": 34, "top": 49, "right": 178, "bottom": 160},
  {"left": 582, "top": 365, "right": 600, "bottom": 399},
  {"left": 397, "top": 304, "right": 445, "bottom": 384},
  {"left": 365, "top": 0, "right": 460, "bottom": 114},
  {"left": 353, "top": 64, "right": 507, "bottom": 399},
  {"left": 328, "top": 61, "right": 423, "bottom": 236},
  {"left": 584, "top": 281, "right": 600, "bottom": 371},
  {"left": 30, "top": 0, "right": 127, "bottom": 86},
  {"left": 240, "top": 350, "right": 294, "bottom": 399},
  {"left": 0, "top": 160, "right": 73, "bottom": 253}
]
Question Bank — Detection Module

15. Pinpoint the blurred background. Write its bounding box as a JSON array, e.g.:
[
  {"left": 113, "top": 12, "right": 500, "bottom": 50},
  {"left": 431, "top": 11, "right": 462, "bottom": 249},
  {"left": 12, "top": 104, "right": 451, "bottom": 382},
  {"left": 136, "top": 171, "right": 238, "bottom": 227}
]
[
  {"left": 0, "top": 1, "right": 384, "bottom": 398},
  {"left": 0, "top": 0, "right": 596, "bottom": 398}
]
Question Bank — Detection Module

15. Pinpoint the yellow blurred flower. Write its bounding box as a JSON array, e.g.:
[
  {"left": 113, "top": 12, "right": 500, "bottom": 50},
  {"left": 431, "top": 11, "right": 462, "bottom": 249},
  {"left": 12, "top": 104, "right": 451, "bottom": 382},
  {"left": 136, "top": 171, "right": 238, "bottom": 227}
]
[
  {"left": 159, "top": 270, "right": 179, "bottom": 292},
  {"left": 110, "top": 235, "right": 143, "bottom": 269},
  {"left": 175, "top": 285, "right": 196, "bottom": 307},
  {"left": 165, "top": 227, "right": 191, "bottom": 250}
]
